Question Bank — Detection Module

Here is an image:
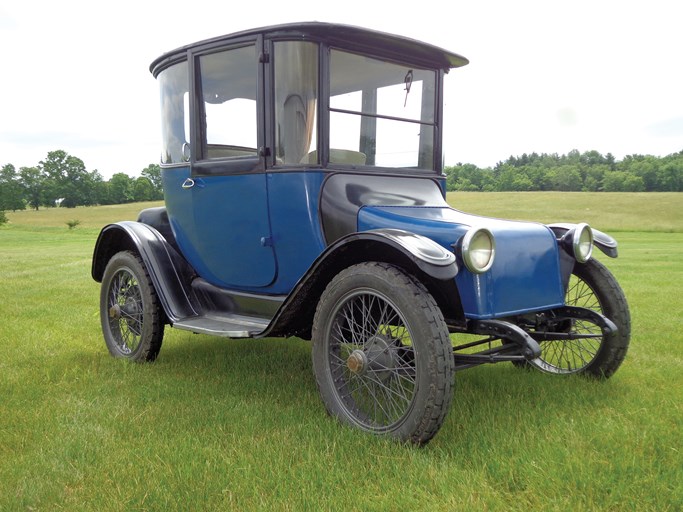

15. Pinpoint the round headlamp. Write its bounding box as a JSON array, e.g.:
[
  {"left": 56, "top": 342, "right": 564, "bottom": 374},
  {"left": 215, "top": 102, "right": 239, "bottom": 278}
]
[
  {"left": 573, "top": 223, "right": 593, "bottom": 263},
  {"left": 461, "top": 227, "right": 495, "bottom": 273}
]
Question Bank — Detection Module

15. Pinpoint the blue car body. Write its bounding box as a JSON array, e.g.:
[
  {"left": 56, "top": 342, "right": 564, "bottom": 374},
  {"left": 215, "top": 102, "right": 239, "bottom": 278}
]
[{"left": 92, "top": 21, "right": 620, "bottom": 360}]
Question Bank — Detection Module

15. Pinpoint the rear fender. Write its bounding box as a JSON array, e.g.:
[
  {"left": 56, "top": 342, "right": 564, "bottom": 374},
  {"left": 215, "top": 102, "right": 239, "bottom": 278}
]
[{"left": 91, "top": 221, "right": 197, "bottom": 323}]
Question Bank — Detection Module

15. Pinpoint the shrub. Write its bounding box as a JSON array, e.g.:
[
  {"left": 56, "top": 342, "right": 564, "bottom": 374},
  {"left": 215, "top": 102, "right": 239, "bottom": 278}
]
[{"left": 66, "top": 219, "right": 81, "bottom": 230}]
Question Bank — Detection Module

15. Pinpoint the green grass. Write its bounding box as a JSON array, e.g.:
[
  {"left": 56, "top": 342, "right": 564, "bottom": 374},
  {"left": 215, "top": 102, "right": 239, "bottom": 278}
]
[
  {"left": 446, "top": 191, "right": 683, "bottom": 232},
  {"left": 1, "top": 193, "right": 682, "bottom": 510}
]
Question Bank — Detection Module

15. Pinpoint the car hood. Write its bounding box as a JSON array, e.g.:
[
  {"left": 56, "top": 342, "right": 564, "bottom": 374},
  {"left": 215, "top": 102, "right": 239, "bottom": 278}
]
[{"left": 357, "top": 205, "right": 565, "bottom": 319}]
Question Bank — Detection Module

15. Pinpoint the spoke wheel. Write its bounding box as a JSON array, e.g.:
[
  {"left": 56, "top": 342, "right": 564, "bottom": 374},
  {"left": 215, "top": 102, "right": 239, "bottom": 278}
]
[
  {"left": 529, "top": 258, "right": 630, "bottom": 377},
  {"left": 312, "top": 263, "right": 454, "bottom": 445},
  {"left": 100, "top": 251, "right": 164, "bottom": 362}
]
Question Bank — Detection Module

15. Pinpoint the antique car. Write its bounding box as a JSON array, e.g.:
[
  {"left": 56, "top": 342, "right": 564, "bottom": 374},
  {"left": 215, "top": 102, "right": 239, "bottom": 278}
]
[{"left": 92, "top": 22, "right": 630, "bottom": 445}]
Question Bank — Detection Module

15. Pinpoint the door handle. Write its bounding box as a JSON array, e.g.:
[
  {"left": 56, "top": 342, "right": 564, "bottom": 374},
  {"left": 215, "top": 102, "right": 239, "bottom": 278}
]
[{"left": 181, "top": 177, "right": 195, "bottom": 189}]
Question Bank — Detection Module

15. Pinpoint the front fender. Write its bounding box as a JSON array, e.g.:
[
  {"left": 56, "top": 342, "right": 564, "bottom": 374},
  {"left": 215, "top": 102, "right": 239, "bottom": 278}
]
[
  {"left": 263, "top": 229, "right": 462, "bottom": 339},
  {"left": 547, "top": 223, "right": 618, "bottom": 258},
  {"left": 92, "top": 221, "right": 197, "bottom": 323},
  {"left": 361, "top": 229, "right": 458, "bottom": 280}
]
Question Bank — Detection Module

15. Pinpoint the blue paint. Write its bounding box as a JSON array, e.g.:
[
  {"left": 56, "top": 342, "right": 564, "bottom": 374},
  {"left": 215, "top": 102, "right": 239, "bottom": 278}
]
[
  {"left": 357, "top": 205, "right": 565, "bottom": 319},
  {"left": 163, "top": 168, "right": 327, "bottom": 294},
  {"left": 164, "top": 165, "right": 566, "bottom": 317},
  {"left": 266, "top": 171, "right": 328, "bottom": 293},
  {"left": 163, "top": 167, "right": 276, "bottom": 288}
]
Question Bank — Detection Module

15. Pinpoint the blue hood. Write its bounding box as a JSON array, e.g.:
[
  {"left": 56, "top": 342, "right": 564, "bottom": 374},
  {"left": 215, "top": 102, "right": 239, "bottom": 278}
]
[{"left": 358, "top": 205, "right": 565, "bottom": 319}]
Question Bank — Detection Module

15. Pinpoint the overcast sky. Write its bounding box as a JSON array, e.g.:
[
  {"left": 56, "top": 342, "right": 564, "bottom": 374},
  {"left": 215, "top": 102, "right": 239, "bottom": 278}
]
[{"left": 1, "top": 0, "right": 681, "bottom": 178}]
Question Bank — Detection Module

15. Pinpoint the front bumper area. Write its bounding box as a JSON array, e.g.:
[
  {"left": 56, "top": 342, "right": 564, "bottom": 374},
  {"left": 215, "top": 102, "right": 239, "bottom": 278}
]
[{"left": 452, "top": 306, "right": 618, "bottom": 372}]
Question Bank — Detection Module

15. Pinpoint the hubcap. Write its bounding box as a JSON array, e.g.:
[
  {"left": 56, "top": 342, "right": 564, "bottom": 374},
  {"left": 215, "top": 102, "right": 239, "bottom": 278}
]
[
  {"left": 347, "top": 349, "right": 367, "bottom": 375},
  {"left": 109, "top": 304, "right": 121, "bottom": 319}
]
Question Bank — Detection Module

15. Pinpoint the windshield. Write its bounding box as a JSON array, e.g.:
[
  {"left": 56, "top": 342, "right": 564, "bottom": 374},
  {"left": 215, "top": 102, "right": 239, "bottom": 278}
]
[{"left": 329, "top": 50, "right": 437, "bottom": 170}]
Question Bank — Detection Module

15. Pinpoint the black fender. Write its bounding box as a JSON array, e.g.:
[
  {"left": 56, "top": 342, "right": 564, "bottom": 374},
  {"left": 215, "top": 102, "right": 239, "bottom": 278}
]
[
  {"left": 91, "top": 221, "right": 197, "bottom": 323},
  {"left": 263, "top": 229, "right": 464, "bottom": 339},
  {"left": 547, "top": 223, "right": 619, "bottom": 258}
]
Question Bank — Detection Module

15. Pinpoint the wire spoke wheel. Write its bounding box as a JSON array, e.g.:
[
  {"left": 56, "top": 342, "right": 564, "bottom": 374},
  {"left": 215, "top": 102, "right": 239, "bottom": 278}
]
[
  {"left": 107, "top": 269, "right": 145, "bottom": 354},
  {"left": 327, "top": 290, "right": 417, "bottom": 430},
  {"left": 312, "top": 263, "right": 454, "bottom": 444},
  {"left": 100, "top": 251, "right": 164, "bottom": 362},
  {"left": 530, "top": 258, "right": 630, "bottom": 377}
]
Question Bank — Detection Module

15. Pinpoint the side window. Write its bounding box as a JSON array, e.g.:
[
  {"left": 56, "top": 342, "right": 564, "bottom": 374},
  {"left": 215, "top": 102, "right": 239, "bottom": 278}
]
[
  {"left": 329, "top": 50, "right": 437, "bottom": 170},
  {"left": 158, "top": 61, "right": 189, "bottom": 164},
  {"left": 273, "top": 41, "right": 319, "bottom": 165},
  {"left": 198, "top": 45, "right": 258, "bottom": 160}
]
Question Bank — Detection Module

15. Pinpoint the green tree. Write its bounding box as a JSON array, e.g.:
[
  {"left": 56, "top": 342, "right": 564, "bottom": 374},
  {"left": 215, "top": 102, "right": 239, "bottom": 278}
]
[
  {"left": 133, "top": 176, "right": 155, "bottom": 202},
  {"left": 603, "top": 171, "right": 644, "bottom": 192},
  {"left": 39, "top": 150, "right": 92, "bottom": 207},
  {"left": 108, "top": 173, "right": 134, "bottom": 204},
  {"left": 19, "top": 166, "right": 45, "bottom": 210},
  {"left": 141, "top": 164, "right": 164, "bottom": 199},
  {"left": 0, "top": 164, "right": 26, "bottom": 211},
  {"left": 546, "top": 165, "right": 583, "bottom": 191}
]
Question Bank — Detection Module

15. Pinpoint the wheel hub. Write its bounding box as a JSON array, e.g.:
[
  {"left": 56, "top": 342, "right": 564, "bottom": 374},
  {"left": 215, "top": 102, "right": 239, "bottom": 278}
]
[
  {"left": 346, "top": 335, "right": 396, "bottom": 381},
  {"left": 109, "top": 304, "right": 121, "bottom": 319},
  {"left": 347, "top": 349, "right": 367, "bottom": 375},
  {"left": 110, "top": 298, "right": 141, "bottom": 319}
]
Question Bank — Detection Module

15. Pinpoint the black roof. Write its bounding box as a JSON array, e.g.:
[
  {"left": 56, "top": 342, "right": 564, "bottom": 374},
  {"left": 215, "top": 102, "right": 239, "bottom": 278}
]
[{"left": 150, "top": 22, "right": 469, "bottom": 76}]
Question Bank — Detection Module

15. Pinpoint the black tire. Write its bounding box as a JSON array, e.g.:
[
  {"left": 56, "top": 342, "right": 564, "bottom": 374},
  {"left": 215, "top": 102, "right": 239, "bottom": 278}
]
[
  {"left": 100, "top": 251, "right": 164, "bottom": 362},
  {"left": 311, "top": 262, "right": 454, "bottom": 445},
  {"left": 528, "top": 258, "right": 631, "bottom": 378}
]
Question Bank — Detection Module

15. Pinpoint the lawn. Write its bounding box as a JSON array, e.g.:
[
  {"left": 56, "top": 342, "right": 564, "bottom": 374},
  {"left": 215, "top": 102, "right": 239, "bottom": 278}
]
[{"left": 1, "top": 193, "right": 681, "bottom": 511}]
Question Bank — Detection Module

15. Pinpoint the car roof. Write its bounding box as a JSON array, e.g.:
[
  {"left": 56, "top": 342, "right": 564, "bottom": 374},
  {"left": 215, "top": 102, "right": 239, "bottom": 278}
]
[{"left": 150, "top": 21, "right": 469, "bottom": 76}]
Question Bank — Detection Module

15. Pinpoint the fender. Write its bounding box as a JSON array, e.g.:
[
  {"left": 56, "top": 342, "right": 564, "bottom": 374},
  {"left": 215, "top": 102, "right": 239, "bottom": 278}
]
[
  {"left": 91, "top": 221, "right": 197, "bottom": 323},
  {"left": 362, "top": 228, "right": 458, "bottom": 279},
  {"left": 263, "top": 229, "right": 462, "bottom": 339},
  {"left": 547, "top": 223, "right": 618, "bottom": 258}
]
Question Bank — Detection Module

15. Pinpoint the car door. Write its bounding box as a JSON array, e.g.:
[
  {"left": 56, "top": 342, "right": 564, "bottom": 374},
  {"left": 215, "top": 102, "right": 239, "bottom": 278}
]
[{"left": 180, "top": 38, "right": 277, "bottom": 289}]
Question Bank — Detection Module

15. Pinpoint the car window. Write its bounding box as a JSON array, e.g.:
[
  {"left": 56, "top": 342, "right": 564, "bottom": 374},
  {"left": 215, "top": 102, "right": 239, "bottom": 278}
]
[
  {"left": 198, "top": 45, "right": 258, "bottom": 160},
  {"left": 274, "top": 41, "right": 319, "bottom": 165},
  {"left": 329, "top": 50, "right": 437, "bottom": 170},
  {"left": 158, "top": 60, "right": 189, "bottom": 164}
]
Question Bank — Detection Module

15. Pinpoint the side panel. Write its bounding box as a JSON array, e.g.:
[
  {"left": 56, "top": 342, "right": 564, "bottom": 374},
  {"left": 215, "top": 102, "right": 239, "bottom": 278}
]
[
  {"left": 264, "top": 171, "right": 328, "bottom": 294},
  {"left": 162, "top": 166, "right": 277, "bottom": 289},
  {"left": 164, "top": 168, "right": 328, "bottom": 296},
  {"left": 190, "top": 173, "right": 276, "bottom": 287}
]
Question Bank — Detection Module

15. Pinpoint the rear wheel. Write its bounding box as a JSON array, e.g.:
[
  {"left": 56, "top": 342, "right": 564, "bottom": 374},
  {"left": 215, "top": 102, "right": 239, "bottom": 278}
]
[
  {"left": 311, "top": 263, "right": 454, "bottom": 445},
  {"left": 100, "top": 251, "right": 164, "bottom": 362},
  {"left": 528, "top": 258, "right": 630, "bottom": 377}
]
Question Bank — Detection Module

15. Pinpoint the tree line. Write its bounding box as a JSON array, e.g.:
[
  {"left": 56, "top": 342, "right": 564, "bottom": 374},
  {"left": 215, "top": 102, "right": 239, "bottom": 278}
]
[
  {"left": 445, "top": 149, "right": 683, "bottom": 192},
  {"left": 2, "top": 148, "right": 682, "bottom": 218},
  {"left": 0, "top": 150, "right": 163, "bottom": 213}
]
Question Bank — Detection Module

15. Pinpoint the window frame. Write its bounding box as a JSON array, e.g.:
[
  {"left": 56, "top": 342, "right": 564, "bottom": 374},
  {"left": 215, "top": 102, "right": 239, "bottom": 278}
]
[
  {"left": 189, "top": 35, "right": 267, "bottom": 177},
  {"left": 322, "top": 44, "right": 445, "bottom": 175}
]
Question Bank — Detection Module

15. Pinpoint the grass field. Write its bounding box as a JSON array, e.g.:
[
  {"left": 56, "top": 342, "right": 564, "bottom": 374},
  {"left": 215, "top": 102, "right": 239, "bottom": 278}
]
[{"left": 1, "top": 193, "right": 682, "bottom": 511}]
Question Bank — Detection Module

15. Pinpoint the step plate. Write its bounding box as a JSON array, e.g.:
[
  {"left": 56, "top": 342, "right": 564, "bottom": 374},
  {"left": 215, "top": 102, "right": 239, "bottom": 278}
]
[{"left": 173, "top": 315, "right": 269, "bottom": 338}]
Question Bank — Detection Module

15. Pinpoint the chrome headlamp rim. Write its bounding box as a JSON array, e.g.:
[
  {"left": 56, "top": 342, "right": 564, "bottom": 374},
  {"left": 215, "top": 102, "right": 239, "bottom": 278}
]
[
  {"left": 461, "top": 227, "right": 496, "bottom": 274},
  {"left": 573, "top": 222, "right": 594, "bottom": 263}
]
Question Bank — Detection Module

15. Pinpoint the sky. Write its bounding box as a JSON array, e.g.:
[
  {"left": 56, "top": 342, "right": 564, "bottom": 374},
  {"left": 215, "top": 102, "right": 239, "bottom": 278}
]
[{"left": 1, "top": 0, "right": 682, "bottom": 178}]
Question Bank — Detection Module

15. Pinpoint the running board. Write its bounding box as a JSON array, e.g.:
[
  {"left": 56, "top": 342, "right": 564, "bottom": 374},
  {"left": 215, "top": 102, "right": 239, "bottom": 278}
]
[{"left": 172, "top": 314, "right": 270, "bottom": 338}]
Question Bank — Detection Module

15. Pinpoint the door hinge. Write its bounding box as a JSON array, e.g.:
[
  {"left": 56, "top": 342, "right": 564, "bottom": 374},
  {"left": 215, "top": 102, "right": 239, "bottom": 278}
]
[{"left": 259, "top": 52, "right": 270, "bottom": 63}]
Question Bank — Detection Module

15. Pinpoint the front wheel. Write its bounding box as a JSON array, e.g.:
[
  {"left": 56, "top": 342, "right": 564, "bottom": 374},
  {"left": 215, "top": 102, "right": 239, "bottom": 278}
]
[
  {"left": 311, "top": 263, "right": 454, "bottom": 445},
  {"left": 528, "top": 258, "right": 631, "bottom": 377},
  {"left": 100, "top": 251, "right": 164, "bottom": 362}
]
